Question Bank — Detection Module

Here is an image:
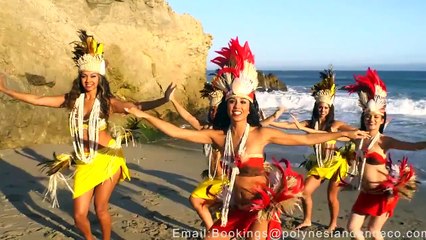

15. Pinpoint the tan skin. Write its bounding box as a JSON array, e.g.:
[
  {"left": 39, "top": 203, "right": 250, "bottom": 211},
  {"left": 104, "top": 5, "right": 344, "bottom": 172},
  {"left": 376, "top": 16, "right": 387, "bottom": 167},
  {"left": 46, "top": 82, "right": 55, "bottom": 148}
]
[
  {"left": 169, "top": 91, "right": 285, "bottom": 230},
  {"left": 125, "top": 96, "right": 369, "bottom": 240},
  {"left": 0, "top": 72, "right": 175, "bottom": 240},
  {"left": 263, "top": 102, "right": 356, "bottom": 231},
  {"left": 347, "top": 112, "right": 426, "bottom": 240},
  {"left": 170, "top": 90, "right": 223, "bottom": 229}
]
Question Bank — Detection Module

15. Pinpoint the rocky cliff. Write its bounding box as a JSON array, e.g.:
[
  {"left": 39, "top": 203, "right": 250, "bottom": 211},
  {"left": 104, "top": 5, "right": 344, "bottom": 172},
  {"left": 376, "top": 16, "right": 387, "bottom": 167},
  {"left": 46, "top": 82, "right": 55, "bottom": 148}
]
[{"left": 0, "top": 0, "right": 212, "bottom": 149}]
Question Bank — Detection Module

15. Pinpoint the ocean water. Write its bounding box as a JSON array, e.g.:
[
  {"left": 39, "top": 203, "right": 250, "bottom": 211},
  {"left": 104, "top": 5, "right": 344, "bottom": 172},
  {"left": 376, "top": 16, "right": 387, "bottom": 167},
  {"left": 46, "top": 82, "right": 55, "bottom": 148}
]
[{"left": 207, "top": 70, "right": 426, "bottom": 182}]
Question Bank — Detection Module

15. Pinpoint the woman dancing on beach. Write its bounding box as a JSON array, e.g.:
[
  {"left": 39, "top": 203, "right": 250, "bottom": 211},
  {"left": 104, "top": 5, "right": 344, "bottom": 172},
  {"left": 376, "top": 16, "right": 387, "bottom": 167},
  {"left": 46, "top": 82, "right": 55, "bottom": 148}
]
[
  {"left": 171, "top": 83, "right": 284, "bottom": 230},
  {"left": 0, "top": 30, "right": 174, "bottom": 240},
  {"left": 263, "top": 67, "right": 357, "bottom": 232},
  {"left": 343, "top": 68, "right": 424, "bottom": 240},
  {"left": 125, "top": 38, "right": 369, "bottom": 240}
]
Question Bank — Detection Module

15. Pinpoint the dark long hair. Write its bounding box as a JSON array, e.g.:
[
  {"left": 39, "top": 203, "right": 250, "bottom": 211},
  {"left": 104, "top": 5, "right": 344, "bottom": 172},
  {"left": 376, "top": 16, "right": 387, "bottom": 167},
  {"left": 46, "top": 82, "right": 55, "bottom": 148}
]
[
  {"left": 62, "top": 73, "right": 113, "bottom": 119},
  {"left": 212, "top": 95, "right": 262, "bottom": 131},
  {"left": 360, "top": 112, "right": 387, "bottom": 133},
  {"left": 307, "top": 102, "right": 335, "bottom": 131}
]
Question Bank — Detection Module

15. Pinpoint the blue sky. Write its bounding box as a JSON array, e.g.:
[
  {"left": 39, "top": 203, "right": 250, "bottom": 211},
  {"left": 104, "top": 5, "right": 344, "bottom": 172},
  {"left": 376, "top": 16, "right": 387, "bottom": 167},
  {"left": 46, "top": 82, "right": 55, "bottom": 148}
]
[{"left": 167, "top": 1, "right": 426, "bottom": 71}]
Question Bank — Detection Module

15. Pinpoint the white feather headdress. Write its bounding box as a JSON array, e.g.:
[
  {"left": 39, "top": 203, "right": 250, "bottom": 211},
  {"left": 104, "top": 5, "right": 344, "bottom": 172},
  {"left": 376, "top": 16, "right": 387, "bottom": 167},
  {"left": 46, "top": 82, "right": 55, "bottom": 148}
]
[{"left": 71, "top": 30, "right": 106, "bottom": 75}]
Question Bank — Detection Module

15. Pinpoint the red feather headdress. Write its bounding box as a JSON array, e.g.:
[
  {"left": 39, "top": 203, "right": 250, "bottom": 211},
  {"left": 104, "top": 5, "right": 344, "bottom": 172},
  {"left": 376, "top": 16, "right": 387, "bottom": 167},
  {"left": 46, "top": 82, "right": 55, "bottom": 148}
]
[
  {"left": 343, "top": 68, "right": 387, "bottom": 115},
  {"left": 211, "top": 38, "right": 258, "bottom": 102}
]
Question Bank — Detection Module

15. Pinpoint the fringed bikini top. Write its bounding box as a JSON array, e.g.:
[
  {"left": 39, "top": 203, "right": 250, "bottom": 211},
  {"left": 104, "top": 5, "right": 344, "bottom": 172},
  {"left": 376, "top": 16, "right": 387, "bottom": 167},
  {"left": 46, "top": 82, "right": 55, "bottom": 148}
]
[
  {"left": 82, "top": 118, "right": 107, "bottom": 131},
  {"left": 365, "top": 152, "right": 387, "bottom": 165}
]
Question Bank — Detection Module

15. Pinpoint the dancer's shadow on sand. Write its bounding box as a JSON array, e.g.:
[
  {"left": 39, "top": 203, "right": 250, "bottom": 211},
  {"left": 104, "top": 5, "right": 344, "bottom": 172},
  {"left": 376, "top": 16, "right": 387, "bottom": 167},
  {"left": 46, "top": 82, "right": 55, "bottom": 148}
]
[
  {"left": 127, "top": 162, "right": 198, "bottom": 208},
  {"left": 0, "top": 157, "right": 81, "bottom": 239},
  {"left": 111, "top": 183, "right": 198, "bottom": 232},
  {"left": 3, "top": 148, "right": 126, "bottom": 240},
  {"left": 14, "top": 147, "right": 52, "bottom": 163},
  {"left": 107, "top": 162, "right": 200, "bottom": 231}
]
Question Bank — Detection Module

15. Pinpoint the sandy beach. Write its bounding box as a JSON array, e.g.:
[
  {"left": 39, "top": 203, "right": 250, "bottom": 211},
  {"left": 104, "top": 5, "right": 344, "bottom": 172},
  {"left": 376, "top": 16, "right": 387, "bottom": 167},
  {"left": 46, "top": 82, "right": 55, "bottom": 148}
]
[{"left": 1, "top": 139, "right": 425, "bottom": 240}]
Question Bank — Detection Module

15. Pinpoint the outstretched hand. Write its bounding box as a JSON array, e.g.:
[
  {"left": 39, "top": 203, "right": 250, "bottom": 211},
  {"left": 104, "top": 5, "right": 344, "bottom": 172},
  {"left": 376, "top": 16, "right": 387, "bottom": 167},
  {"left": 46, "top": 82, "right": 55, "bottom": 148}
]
[
  {"left": 124, "top": 107, "right": 149, "bottom": 119},
  {"left": 164, "top": 82, "right": 176, "bottom": 101},
  {"left": 289, "top": 113, "right": 303, "bottom": 129},
  {"left": 273, "top": 106, "right": 286, "bottom": 119},
  {"left": 346, "top": 130, "right": 370, "bottom": 140}
]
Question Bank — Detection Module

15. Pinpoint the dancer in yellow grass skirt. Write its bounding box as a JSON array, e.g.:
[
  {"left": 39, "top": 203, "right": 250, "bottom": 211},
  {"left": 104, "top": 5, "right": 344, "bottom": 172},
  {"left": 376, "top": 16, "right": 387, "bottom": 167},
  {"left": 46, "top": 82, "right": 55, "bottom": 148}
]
[
  {"left": 263, "top": 66, "right": 358, "bottom": 232},
  {"left": 0, "top": 29, "right": 174, "bottom": 240}
]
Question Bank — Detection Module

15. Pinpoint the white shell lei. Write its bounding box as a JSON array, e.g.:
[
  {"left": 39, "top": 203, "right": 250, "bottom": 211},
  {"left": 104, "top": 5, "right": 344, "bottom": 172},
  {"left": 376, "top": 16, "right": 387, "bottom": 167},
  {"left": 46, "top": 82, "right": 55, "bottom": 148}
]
[
  {"left": 69, "top": 93, "right": 101, "bottom": 163},
  {"left": 356, "top": 132, "right": 381, "bottom": 190},
  {"left": 220, "top": 123, "right": 250, "bottom": 227}
]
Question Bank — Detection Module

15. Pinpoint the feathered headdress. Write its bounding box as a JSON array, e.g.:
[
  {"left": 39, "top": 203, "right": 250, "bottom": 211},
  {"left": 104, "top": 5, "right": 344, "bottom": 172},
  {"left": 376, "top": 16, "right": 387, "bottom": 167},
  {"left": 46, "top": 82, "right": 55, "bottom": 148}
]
[
  {"left": 343, "top": 68, "right": 387, "bottom": 115},
  {"left": 200, "top": 82, "right": 224, "bottom": 107},
  {"left": 211, "top": 37, "right": 258, "bottom": 102},
  {"left": 71, "top": 29, "right": 105, "bottom": 75},
  {"left": 311, "top": 66, "right": 336, "bottom": 106}
]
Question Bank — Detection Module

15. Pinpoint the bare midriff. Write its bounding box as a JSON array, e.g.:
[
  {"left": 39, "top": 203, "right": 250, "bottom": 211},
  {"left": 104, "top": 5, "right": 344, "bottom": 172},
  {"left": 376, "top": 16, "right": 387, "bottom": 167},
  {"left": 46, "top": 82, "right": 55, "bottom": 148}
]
[
  {"left": 82, "top": 129, "right": 112, "bottom": 152},
  {"left": 362, "top": 163, "right": 389, "bottom": 190},
  {"left": 233, "top": 174, "right": 267, "bottom": 209}
]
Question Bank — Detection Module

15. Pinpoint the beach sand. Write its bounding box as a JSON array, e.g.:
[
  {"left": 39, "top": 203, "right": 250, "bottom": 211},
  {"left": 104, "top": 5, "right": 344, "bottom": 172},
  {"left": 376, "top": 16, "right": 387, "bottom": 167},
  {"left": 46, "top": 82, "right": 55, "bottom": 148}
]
[{"left": 0, "top": 140, "right": 425, "bottom": 240}]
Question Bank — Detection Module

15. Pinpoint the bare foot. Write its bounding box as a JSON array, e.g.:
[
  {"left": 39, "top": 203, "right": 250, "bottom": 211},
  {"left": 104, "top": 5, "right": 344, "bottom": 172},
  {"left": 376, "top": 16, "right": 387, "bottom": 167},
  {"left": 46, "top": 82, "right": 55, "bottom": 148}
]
[
  {"left": 295, "top": 221, "right": 312, "bottom": 230},
  {"left": 325, "top": 224, "right": 337, "bottom": 232}
]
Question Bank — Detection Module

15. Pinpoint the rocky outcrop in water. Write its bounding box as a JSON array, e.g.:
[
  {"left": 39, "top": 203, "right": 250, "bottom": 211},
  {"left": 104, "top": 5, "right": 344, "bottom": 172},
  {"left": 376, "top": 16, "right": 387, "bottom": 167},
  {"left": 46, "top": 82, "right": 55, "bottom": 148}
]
[{"left": 257, "top": 71, "right": 288, "bottom": 92}]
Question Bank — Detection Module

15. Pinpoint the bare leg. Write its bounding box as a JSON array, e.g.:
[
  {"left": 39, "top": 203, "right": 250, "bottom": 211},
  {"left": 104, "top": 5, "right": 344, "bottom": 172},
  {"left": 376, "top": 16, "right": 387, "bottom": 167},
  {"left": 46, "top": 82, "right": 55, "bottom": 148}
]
[
  {"left": 248, "top": 219, "right": 269, "bottom": 240},
  {"left": 367, "top": 213, "right": 388, "bottom": 240},
  {"left": 189, "top": 196, "right": 215, "bottom": 229},
  {"left": 204, "top": 229, "right": 231, "bottom": 240},
  {"left": 295, "top": 176, "right": 322, "bottom": 229},
  {"left": 347, "top": 212, "right": 366, "bottom": 240},
  {"left": 326, "top": 178, "right": 341, "bottom": 231},
  {"left": 93, "top": 169, "right": 121, "bottom": 240},
  {"left": 74, "top": 189, "right": 95, "bottom": 240}
]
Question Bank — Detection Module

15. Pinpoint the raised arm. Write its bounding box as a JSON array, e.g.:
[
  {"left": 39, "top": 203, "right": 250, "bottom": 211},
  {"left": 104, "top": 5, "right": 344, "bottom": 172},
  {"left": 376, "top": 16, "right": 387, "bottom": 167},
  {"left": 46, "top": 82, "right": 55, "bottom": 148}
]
[
  {"left": 262, "top": 127, "right": 369, "bottom": 146},
  {"left": 110, "top": 83, "right": 176, "bottom": 114},
  {"left": 169, "top": 91, "right": 203, "bottom": 130},
  {"left": 124, "top": 107, "right": 220, "bottom": 145},
  {"left": 384, "top": 135, "right": 426, "bottom": 151},
  {"left": 0, "top": 74, "right": 65, "bottom": 107},
  {"left": 137, "top": 82, "right": 176, "bottom": 111},
  {"left": 260, "top": 106, "right": 286, "bottom": 127}
]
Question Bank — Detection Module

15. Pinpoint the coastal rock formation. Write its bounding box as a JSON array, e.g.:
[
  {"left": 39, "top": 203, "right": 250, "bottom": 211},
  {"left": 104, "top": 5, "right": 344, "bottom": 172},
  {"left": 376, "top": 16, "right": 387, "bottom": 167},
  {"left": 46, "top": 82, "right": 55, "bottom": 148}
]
[
  {"left": 257, "top": 71, "right": 288, "bottom": 92},
  {"left": 0, "top": 0, "right": 212, "bottom": 149}
]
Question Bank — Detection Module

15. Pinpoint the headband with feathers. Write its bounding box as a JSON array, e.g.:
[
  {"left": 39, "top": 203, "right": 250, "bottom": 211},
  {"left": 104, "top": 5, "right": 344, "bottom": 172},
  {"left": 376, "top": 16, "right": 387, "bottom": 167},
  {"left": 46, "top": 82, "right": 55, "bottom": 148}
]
[
  {"left": 71, "top": 29, "right": 106, "bottom": 75},
  {"left": 200, "top": 82, "right": 224, "bottom": 107},
  {"left": 343, "top": 68, "right": 387, "bottom": 115},
  {"left": 211, "top": 38, "right": 258, "bottom": 102},
  {"left": 311, "top": 66, "right": 336, "bottom": 106}
]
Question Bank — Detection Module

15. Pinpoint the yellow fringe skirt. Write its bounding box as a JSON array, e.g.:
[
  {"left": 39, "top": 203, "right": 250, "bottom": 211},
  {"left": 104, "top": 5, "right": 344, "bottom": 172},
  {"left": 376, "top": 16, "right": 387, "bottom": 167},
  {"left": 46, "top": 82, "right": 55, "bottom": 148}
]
[
  {"left": 73, "top": 139, "right": 131, "bottom": 199},
  {"left": 306, "top": 151, "right": 348, "bottom": 182}
]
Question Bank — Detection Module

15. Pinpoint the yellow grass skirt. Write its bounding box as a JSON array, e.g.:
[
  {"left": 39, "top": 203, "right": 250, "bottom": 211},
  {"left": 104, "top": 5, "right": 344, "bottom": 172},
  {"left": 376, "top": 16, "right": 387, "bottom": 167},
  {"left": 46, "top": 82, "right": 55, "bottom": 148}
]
[
  {"left": 73, "top": 139, "right": 131, "bottom": 199},
  {"left": 191, "top": 177, "right": 228, "bottom": 200},
  {"left": 307, "top": 151, "right": 348, "bottom": 182}
]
